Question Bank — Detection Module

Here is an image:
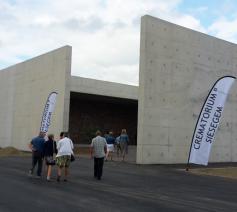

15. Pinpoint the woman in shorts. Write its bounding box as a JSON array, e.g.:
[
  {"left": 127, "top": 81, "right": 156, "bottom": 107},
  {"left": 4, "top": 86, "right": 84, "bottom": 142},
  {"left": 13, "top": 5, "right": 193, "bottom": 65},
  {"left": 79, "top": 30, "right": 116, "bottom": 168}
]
[{"left": 105, "top": 131, "right": 115, "bottom": 161}]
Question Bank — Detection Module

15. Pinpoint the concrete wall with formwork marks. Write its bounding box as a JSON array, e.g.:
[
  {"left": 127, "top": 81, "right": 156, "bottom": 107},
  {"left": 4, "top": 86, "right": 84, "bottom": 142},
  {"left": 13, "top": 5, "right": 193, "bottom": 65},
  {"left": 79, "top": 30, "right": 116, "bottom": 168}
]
[
  {"left": 0, "top": 46, "right": 71, "bottom": 150},
  {"left": 137, "top": 15, "right": 237, "bottom": 164}
]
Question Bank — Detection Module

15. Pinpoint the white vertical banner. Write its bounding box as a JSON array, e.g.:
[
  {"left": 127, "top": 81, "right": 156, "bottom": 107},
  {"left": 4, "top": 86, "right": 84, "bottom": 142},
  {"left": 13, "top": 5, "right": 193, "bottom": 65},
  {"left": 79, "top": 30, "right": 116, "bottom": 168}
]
[
  {"left": 188, "top": 76, "right": 235, "bottom": 166},
  {"left": 40, "top": 92, "right": 58, "bottom": 133}
]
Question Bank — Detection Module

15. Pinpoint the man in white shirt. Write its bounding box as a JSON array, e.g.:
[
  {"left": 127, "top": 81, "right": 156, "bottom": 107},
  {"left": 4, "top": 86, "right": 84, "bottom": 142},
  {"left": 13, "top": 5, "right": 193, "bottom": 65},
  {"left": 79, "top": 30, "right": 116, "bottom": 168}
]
[
  {"left": 56, "top": 132, "right": 74, "bottom": 182},
  {"left": 90, "top": 130, "right": 107, "bottom": 180}
]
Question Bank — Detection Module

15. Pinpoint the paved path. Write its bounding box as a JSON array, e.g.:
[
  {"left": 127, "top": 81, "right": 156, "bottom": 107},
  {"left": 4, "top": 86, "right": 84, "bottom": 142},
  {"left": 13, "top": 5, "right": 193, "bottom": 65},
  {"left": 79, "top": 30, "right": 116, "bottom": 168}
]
[{"left": 0, "top": 156, "right": 237, "bottom": 212}]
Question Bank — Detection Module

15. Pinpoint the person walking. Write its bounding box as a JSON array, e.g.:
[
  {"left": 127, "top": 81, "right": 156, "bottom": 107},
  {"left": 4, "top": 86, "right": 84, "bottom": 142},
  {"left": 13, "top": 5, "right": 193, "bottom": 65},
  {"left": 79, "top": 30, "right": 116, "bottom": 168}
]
[
  {"left": 105, "top": 131, "right": 115, "bottom": 161},
  {"left": 44, "top": 134, "right": 57, "bottom": 182},
  {"left": 28, "top": 131, "right": 46, "bottom": 178},
  {"left": 119, "top": 129, "right": 129, "bottom": 161},
  {"left": 90, "top": 130, "right": 107, "bottom": 180},
  {"left": 115, "top": 135, "right": 121, "bottom": 158},
  {"left": 55, "top": 132, "right": 74, "bottom": 182}
]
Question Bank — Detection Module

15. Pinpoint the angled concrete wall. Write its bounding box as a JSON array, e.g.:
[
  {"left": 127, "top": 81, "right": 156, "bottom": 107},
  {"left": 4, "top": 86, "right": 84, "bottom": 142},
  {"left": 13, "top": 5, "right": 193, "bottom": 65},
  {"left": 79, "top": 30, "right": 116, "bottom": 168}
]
[
  {"left": 70, "top": 76, "right": 138, "bottom": 100},
  {"left": 0, "top": 46, "right": 71, "bottom": 150},
  {"left": 137, "top": 15, "right": 237, "bottom": 164}
]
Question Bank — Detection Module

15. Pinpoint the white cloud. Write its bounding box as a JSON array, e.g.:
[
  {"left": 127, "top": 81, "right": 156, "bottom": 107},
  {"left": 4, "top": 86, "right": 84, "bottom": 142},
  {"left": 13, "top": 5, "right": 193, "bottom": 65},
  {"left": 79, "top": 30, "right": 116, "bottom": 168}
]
[
  {"left": 0, "top": 0, "right": 214, "bottom": 85},
  {"left": 152, "top": 11, "right": 206, "bottom": 34},
  {"left": 208, "top": 17, "right": 237, "bottom": 43},
  {"left": 0, "top": 0, "right": 189, "bottom": 84}
]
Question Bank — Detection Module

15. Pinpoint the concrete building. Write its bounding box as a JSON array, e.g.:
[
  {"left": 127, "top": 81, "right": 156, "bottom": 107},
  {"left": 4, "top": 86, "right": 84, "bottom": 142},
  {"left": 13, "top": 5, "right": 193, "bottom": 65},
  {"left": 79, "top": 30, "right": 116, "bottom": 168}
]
[
  {"left": 1, "top": 15, "right": 237, "bottom": 164},
  {"left": 0, "top": 46, "right": 138, "bottom": 151},
  {"left": 137, "top": 15, "right": 237, "bottom": 164}
]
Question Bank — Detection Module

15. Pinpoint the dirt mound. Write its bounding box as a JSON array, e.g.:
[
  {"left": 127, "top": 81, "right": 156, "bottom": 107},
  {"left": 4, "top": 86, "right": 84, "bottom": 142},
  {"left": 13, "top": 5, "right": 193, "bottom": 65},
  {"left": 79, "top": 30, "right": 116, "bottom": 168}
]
[{"left": 0, "top": 147, "right": 23, "bottom": 156}]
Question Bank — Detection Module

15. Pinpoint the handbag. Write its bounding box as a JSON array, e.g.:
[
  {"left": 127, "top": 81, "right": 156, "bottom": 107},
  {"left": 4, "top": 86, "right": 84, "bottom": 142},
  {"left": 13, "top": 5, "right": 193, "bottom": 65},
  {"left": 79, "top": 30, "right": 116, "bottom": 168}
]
[
  {"left": 71, "top": 154, "right": 75, "bottom": 162},
  {"left": 68, "top": 138, "right": 75, "bottom": 162},
  {"left": 46, "top": 156, "right": 56, "bottom": 165}
]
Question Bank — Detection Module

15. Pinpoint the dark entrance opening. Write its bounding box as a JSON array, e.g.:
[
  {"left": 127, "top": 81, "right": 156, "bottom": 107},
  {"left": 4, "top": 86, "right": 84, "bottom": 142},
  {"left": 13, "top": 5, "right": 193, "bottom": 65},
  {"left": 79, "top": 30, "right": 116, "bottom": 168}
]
[{"left": 69, "top": 92, "right": 138, "bottom": 145}]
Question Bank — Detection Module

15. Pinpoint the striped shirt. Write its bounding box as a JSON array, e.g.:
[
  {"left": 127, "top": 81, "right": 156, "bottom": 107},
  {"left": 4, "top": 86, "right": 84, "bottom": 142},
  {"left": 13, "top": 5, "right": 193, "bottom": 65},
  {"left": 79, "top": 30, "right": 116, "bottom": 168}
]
[{"left": 91, "top": 136, "right": 107, "bottom": 158}]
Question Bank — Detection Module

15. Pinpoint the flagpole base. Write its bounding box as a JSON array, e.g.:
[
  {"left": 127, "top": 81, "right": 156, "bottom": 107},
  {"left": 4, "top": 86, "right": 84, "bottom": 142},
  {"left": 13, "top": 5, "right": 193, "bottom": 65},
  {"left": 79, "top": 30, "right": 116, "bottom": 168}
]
[{"left": 186, "top": 163, "right": 190, "bottom": 171}]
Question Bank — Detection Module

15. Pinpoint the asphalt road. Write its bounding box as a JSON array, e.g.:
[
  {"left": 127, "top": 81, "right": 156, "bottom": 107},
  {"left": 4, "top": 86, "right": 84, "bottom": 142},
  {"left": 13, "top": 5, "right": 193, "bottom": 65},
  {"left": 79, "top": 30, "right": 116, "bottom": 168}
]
[{"left": 0, "top": 156, "right": 237, "bottom": 212}]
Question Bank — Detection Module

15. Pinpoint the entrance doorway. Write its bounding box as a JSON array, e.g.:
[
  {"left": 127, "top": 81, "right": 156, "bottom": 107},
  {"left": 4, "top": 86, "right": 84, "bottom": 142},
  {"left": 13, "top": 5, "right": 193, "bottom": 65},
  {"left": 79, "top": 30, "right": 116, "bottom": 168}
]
[{"left": 69, "top": 92, "right": 138, "bottom": 145}]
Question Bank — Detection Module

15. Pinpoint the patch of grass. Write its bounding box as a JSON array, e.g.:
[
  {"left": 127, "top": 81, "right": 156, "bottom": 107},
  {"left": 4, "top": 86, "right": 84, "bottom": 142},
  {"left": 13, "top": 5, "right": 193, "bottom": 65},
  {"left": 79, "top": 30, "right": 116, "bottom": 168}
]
[
  {"left": 0, "top": 146, "right": 89, "bottom": 157},
  {"left": 190, "top": 167, "right": 237, "bottom": 179},
  {"left": 0, "top": 147, "right": 30, "bottom": 157}
]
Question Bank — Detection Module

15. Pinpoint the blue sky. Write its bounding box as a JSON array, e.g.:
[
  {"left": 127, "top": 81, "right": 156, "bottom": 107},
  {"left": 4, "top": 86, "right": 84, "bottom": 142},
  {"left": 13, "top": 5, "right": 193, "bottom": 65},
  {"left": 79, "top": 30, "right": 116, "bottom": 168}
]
[
  {"left": 179, "top": 0, "right": 217, "bottom": 27},
  {"left": 179, "top": 0, "right": 237, "bottom": 28},
  {"left": 1, "top": 0, "right": 237, "bottom": 85}
]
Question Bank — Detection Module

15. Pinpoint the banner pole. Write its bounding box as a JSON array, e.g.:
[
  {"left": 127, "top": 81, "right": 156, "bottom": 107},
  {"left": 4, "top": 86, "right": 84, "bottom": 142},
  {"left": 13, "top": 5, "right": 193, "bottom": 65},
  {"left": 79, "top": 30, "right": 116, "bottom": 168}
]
[
  {"left": 186, "top": 76, "right": 235, "bottom": 169},
  {"left": 186, "top": 164, "right": 189, "bottom": 171},
  {"left": 40, "top": 91, "right": 58, "bottom": 133},
  {"left": 186, "top": 140, "right": 193, "bottom": 171}
]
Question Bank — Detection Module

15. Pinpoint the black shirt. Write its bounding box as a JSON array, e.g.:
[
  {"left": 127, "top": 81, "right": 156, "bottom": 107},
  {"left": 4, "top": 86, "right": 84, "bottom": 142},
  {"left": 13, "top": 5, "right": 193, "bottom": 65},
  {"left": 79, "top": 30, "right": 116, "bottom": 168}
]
[{"left": 44, "top": 139, "right": 57, "bottom": 156}]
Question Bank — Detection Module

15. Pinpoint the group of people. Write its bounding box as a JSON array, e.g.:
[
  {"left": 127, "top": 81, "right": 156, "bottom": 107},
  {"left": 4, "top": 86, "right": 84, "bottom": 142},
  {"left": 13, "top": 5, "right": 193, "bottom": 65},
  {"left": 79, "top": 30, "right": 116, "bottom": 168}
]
[
  {"left": 90, "top": 129, "right": 129, "bottom": 180},
  {"left": 28, "top": 131, "right": 74, "bottom": 182},
  {"left": 28, "top": 129, "right": 129, "bottom": 181},
  {"left": 104, "top": 129, "right": 129, "bottom": 161}
]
